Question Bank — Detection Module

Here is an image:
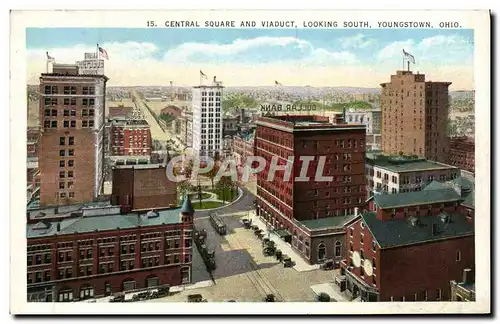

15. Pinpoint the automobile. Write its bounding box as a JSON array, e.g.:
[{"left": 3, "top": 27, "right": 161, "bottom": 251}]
[
  {"left": 263, "top": 246, "right": 276, "bottom": 256},
  {"left": 187, "top": 294, "right": 205, "bottom": 302},
  {"left": 262, "top": 238, "right": 270, "bottom": 247},
  {"left": 275, "top": 250, "right": 283, "bottom": 261},
  {"left": 264, "top": 294, "right": 276, "bottom": 302},
  {"left": 317, "top": 292, "right": 331, "bottom": 302},
  {"left": 283, "top": 256, "right": 294, "bottom": 268},
  {"left": 320, "top": 259, "right": 335, "bottom": 270},
  {"left": 157, "top": 286, "right": 170, "bottom": 297},
  {"left": 109, "top": 293, "right": 125, "bottom": 302}
]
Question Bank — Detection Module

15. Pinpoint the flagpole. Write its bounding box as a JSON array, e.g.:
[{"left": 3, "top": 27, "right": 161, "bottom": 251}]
[{"left": 46, "top": 53, "right": 48, "bottom": 74}]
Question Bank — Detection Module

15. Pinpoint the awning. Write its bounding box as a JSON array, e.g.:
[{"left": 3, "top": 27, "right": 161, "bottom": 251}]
[{"left": 274, "top": 229, "right": 292, "bottom": 238}]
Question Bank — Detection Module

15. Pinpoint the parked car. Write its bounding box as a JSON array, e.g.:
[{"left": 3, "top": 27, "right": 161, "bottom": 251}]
[
  {"left": 264, "top": 294, "right": 276, "bottom": 302},
  {"left": 109, "top": 292, "right": 125, "bottom": 302},
  {"left": 317, "top": 293, "right": 331, "bottom": 302},
  {"left": 320, "top": 259, "right": 335, "bottom": 270}
]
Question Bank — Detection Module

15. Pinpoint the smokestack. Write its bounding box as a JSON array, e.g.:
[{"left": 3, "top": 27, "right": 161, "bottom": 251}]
[
  {"left": 431, "top": 223, "right": 439, "bottom": 236},
  {"left": 462, "top": 268, "right": 473, "bottom": 284},
  {"left": 56, "top": 223, "right": 61, "bottom": 232}
]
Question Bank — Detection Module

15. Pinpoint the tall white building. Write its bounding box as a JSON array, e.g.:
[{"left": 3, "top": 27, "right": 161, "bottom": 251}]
[
  {"left": 192, "top": 84, "right": 224, "bottom": 157},
  {"left": 345, "top": 108, "right": 382, "bottom": 150}
]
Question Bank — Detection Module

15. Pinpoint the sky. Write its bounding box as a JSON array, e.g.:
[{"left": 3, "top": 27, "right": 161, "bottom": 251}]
[{"left": 26, "top": 28, "right": 474, "bottom": 89}]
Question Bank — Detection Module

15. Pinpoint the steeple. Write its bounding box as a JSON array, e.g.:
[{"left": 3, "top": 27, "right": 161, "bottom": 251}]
[{"left": 180, "top": 195, "right": 194, "bottom": 215}]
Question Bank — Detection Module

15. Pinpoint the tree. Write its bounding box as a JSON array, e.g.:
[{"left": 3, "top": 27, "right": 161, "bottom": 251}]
[
  {"left": 177, "top": 180, "right": 193, "bottom": 200},
  {"left": 205, "top": 163, "right": 219, "bottom": 190},
  {"left": 216, "top": 175, "right": 235, "bottom": 204}
]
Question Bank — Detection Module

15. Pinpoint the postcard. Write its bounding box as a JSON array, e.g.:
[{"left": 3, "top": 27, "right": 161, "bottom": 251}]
[{"left": 10, "top": 9, "right": 490, "bottom": 315}]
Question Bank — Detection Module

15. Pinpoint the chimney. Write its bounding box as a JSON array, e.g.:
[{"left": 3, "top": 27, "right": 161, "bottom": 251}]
[
  {"left": 462, "top": 268, "right": 473, "bottom": 284},
  {"left": 431, "top": 223, "right": 439, "bottom": 236},
  {"left": 56, "top": 223, "right": 61, "bottom": 232}
]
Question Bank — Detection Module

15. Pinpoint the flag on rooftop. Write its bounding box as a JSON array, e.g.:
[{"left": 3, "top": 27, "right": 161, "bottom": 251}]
[
  {"left": 200, "top": 70, "right": 208, "bottom": 79},
  {"left": 99, "top": 46, "right": 109, "bottom": 60},
  {"left": 275, "top": 80, "right": 282, "bottom": 86},
  {"left": 46, "top": 52, "right": 55, "bottom": 62},
  {"left": 403, "top": 49, "right": 415, "bottom": 64}
]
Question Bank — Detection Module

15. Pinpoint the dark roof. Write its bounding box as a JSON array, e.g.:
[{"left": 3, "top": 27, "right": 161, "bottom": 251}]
[
  {"left": 361, "top": 211, "right": 474, "bottom": 249},
  {"left": 27, "top": 208, "right": 182, "bottom": 239},
  {"left": 373, "top": 188, "right": 461, "bottom": 209},
  {"left": 180, "top": 196, "right": 194, "bottom": 215},
  {"left": 461, "top": 192, "right": 475, "bottom": 209},
  {"left": 423, "top": 181, "right": 447, "bottom": 191},
  {"left": 299, "top": 214, "right": 358, "bottom": 231}
]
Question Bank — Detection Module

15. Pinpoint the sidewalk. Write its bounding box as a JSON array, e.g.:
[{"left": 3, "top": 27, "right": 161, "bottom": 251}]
[
  {"left": 248, "top": 212, "right": 320, "bottom": 273},
  {"left": 310, "top": 283, "right": 351, "bottom": 302}
]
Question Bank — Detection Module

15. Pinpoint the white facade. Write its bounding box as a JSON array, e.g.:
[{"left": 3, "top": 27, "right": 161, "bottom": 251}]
[
  {"left": 93, "top": 78, "right": 106, "bottom": 198},
  {"left": 192, "top": 85, "right": 224, "bottom": 157},
  {"left": 346, "top": 108, "right": 381, "bottom": 150},
  {"left": 345, "top": 108, "right": 381, "bottom": 134}
]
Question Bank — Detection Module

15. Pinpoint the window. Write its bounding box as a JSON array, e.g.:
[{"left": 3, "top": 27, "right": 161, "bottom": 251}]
[
  {"left": 70, "top": 120, "right": 76, "bottom": 128},
  {"left": 108, "top": 247, "right": 114, "bottom": 256},
  {"left": 51, "top": 120, "right": 57, "bottom": 128},
  {"left": 436, "top": 289, "right": 442, "bottom": 301},
  {"left": 68, "top": 149, "right": 74, "bottom": 156},
  {"left": 59, "top": 160, "right": 65, "bottom": 168},
  {"left": 334, "top": 241, "right": 342, "bottom": 257},
  {"left": 68, "top": 171, "right": 74, "bottom": 178},
  {"left": 59, "top": 182, "right": 65, "bottom": 190},
  {"left": 86, "top": 249, "right": 92, "bottom": 258},
  {"left": 68, "top": 137, "right": 74, "bottom": 145},
  {"left": 63, "top": 121, "right": 69, "bottom": 128},
  {"left": 456, "top": 250, "right": 461, "bottom": 262},
  {"left": 99, "top": 247, "right": 105, "bottom": 257},
  {"left": 59, "top": 150, "right": 65, "bottom": 157},
  {"left": 89, "top": 120, "right": 94, "bottom": 127},
  {"left": 174, "top": 255, "right": 180, "bottom": 264},
  {"left": 59, "top": 171, "right": 65, "bottom": 179},
  {"left": 59, "top": 137, "right": 65, "bottom": 145}
]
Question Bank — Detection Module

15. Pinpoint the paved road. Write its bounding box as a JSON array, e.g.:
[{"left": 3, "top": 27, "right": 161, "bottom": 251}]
[
  {"left": 193, "top": 187, "right": 255, "bottom": 220},
  {"left": 131, "top": 91, "right": 184, "bottom": 151}
]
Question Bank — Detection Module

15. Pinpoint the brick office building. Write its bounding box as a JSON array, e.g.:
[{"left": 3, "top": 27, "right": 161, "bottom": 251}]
[
  {"left": 38, "top": 64, "right": 107, "bottom": 206},
  {"left": 448, "top": 136, "right": 475, "bottom": 173},
  {"left": 380, "top": 70, "right": 451, "bottom": 163},
  {"left": 26, "top": 197, "right": 195, "bottom": 302},
  {"left": 339, "top": 180, "right": 474, "bottom": 302},
  {"left": 111, "top": 163, "right": 177, "bottom": 212},
  {"left": 109, "top": 118, "right": 152, "bottom": 157},
  {"left": 232, "top": 130, "right": 256, "bottom": 181},
  {"left": 255, "top": 115, "right": 367, "bottom": 264}
]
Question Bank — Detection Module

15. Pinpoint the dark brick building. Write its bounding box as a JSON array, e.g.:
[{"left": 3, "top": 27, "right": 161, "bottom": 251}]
[
  {"left": 339, "top": 178, "right": 475, "bottom": 302},
  {"left": 111, "top": 163, "right": 177, "bottom": 212},
  {"left": 26, "top": 197, "right": 195, "bottom": 302},
  {"left": 255, "top": 115, "right": 367, "bottom": 264},
  {"left": 448, "top": 136, "right": 475, "bottom": 173}
]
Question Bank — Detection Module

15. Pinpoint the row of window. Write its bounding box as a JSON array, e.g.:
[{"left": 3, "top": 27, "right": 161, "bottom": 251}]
[
  {"left": 44, "top": 108, "right": 95, "bottom": 117},
  {"left": 44, "top": 98, "right": 96, "bottom": 106},
  {"left": 44, "top": 85, "right": 95, "bottom": 95},
  {"left": 44, "top": 120, "right": 94, "bottom": 129}
]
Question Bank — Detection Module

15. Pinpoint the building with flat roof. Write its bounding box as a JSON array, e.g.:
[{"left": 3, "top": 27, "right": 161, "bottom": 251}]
[
  {"left": 26, "top": 197, "right": 195, "bottom": 302},
  {"left": 345, "top": 108, "right": 381, "bottom": 151},
  {"left": 111, "top": 163, "right": 177, "bottom": 213},
  {"left": 448, "top": 136, "right": 475, "bottom": 173},
  {"left": 192, "top": 82, "right": 224, "bottom": 157},
  {"left": 109, "top": 117, "right": 152, "bottom": 157},
  {"left": 38, "top": 64, "right": 108, "bottom": 206},
  {"left": 365, "top": 152, "right": 459, "bottom": 198},
  {"left": 255, "top": 115, "right": 367, "bottom": 264},
  {"left": 380, "top": 70, "right": 451, "bottom": 163}
]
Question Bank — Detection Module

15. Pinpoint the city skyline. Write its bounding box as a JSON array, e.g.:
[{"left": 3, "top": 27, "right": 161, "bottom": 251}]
[{"left": 26, "top": 28, "right": 474, "bottom": 89}]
